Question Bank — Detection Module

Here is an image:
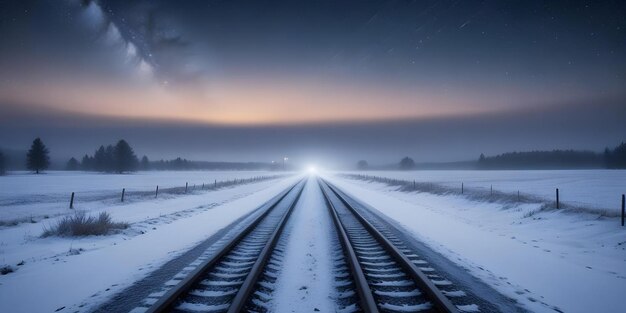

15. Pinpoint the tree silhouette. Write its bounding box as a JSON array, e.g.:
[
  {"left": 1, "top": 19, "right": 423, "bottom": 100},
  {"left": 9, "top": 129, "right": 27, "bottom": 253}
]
[
  {"left": 477, "top": 150, "right": 602, "bottom": 169},
  {"left": 94, "top": 146, "right": 107, "bottom": 172},
  {"left": 114, "top": 140, "right": 138, "bottom": 173},
  {"left": 605, "top": 142, "right": 626, "bottom": 169},
  {"left": 104, "top": 145, "right": 115, "bottom": 172},
  {"left": 66, "top": 157, "right": 79, "bottom": 171},
  {"left": 81, "top": 154, "right": 94, "bottom": 171},
  {"left": 357, "top": 160, "right": 368, "bottom": 170},
  {"left": 0, "top": 149, "right": 6, "bottom": 175},
  {"left": 26, "top": 138, "right": 50, "bottom": 174},
  {"left": 140, "top": 155, "right": 150, "bottom": 170},
  {"left": 399, "top": 157, "right": 415, "bottom": 170}
]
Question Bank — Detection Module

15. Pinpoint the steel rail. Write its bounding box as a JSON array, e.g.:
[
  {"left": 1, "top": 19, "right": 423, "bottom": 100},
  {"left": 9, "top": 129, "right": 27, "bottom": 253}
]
[
  {"left": 322, "top": 179, "right": 459, "bottom": 313},
  {"left": 319, "top": 178, "right": 380, "bottom": 313},
  {"left": 226, "top": 179, "right": 305, "bottom": 312},
  {"left": 145, "top": 179, "right": 304, "bottom": 313}
]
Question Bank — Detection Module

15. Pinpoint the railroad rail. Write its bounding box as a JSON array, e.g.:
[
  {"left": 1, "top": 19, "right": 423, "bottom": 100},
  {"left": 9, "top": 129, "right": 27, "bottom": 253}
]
[
  {"left": 144, "top": 179, "right": 305, "bottom": 313},
  {"left": 319, "top": 178, "right": 460, "bottom": 313}
]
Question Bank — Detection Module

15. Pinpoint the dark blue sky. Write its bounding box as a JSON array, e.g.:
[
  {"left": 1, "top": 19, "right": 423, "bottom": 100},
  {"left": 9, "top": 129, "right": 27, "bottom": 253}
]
[{"left": 0, "top": 0, "right": 625, "bottom": 166}]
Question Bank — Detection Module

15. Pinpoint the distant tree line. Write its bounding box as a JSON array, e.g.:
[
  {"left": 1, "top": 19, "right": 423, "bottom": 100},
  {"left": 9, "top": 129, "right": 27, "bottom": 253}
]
[
  {"left": 150, "top": 158, "right": 274, "bottom": 171},
  {"left": 604, "top": 142, "right": 626, "bottom": 169},
  {"left": 76, "top": 140, "right": 139, "bottom": 173},
  {"left": 478, "top": 142, "right": 626, "bottom": 169},
  {"left": 0, "top": 149, "right": 6, "bottom": 175},
  {"left": 1, "top": 137, "right": 275, "bottom": 174}
]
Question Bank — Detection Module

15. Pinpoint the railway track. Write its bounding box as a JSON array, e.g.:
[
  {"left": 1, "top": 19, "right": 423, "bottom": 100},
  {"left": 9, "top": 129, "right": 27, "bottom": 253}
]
[
  {"left": 139, "top": 177, "right": 483, "bottom": 313},
  {"left": 319, "top": 178, "right": 464, "bottom": 313},
  {"left": 143, "top": 179, "right": 305, "bottom": 313}
]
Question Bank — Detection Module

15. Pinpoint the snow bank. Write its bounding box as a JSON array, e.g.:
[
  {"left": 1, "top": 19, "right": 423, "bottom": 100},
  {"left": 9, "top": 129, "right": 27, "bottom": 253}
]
[
  {"left": 0, "top": 175, "right": 300, "bottom": 313},
  {"left": 343, "top": 170, "right": 626, "bottom": 212},
  {"left": 0, "top": 170, "right": 281, "bottom": 223},
  {"left": 327, "top": 174, "right": 626, "bottom": 313}
]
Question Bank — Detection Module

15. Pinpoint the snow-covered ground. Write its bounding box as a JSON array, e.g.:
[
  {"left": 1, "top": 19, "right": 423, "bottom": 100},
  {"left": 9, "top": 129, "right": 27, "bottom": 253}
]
[
  {"left": 0, "top": 170, "right": 281, "bottom": 223},
  {"left": 271, "top": 177, "right": 336, "bottom": 312},
  {"left": 346, "top": 170, "right": 626, "bottom": 212},
  {"left": 0, "top": 170, "right": 276, "bottom": 197},
  {"left": 326, "top": 173, "right": 626, "bottom": 313},
  {"left": 0, "top": 173, "right": 300, "bottom": 313}
]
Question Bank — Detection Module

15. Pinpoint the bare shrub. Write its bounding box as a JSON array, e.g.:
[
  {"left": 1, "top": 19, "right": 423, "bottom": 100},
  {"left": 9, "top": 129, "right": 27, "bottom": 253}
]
[
  {"left": 42, "top": 211, "right": 128, "bottom": 237},
  {"left": 1, "top": 265, "right": 14, "bottom": 275}
]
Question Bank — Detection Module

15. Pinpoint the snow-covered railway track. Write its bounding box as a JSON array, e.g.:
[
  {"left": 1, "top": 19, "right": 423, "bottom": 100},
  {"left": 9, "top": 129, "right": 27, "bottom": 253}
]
[
  {"left": 320, "top": 178, "right": 463, "bottom": 313},
  {"left": 143, "top": 179, "right": 305, "bottom": 313}
]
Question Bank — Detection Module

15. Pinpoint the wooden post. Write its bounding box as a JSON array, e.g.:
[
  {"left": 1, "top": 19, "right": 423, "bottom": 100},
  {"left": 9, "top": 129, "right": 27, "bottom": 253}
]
[
  {"left": 69, "top": 192, "right": 75, "bottom": 209},
  {"left": 517, "top": 190, "right": 520, "bottom": 201},
  {"left": 622, "top": 195, "right": 626, "bottom": 226},
  {"left": 214, "top": 179, "right": 217, "bottom": 188},
  {"left": 185, "top": 182, "right": 188, "bottom": 193},
  {"left": 461, "top": 183, "right": 464, "bottom": 194},
  {"left": 490, "top": 185, "right": 493, "bottom": 196},
  {"left": 121, "top": 188, "right": 125, "bottom": 202},
  {"left": 556, "top": 188, "right": 560, "bottom": 209},
  {"left": 155, "top": 185, "right": 159, "bottom": 198}
]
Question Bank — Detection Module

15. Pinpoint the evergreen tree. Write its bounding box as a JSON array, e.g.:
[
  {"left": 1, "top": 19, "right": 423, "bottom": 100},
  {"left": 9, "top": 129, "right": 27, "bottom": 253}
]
[
  {"left": 114, "top": 140, "right": 138, "bottom": 173},
  {"left": 399, "top": 157, "right": 415, "bottom": 170},
  {"left": 140, "top": 155, "right": 150, "bottom": 170},
  {"left": 357, "top": 160, "right": 368, "bottom": 170},
  {"left": 94, "top": 146, "right": 107, "bottom": 172},
  {"left": 81, "top": 154, "right": 93, "bottom": 171},
  {"left": 104, "top": 145, "right": 115, "bottom": 172},
  {"left": 66, "top": 157, "right": 79, "bottom": 171},
  {"left": 26, "top": 138, "right": 50, "bottom": 174},
  {"left": 0, "top": 149, "right": 6, "bottom": 175},
  {"left": 605, "top": 142, "right": 626, "bottom": 168}
]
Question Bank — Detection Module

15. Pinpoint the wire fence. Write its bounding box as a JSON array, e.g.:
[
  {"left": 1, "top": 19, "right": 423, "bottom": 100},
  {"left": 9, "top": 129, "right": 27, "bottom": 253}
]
[{"left": 344, "top": 174, "right": 624, "bottom": 220}]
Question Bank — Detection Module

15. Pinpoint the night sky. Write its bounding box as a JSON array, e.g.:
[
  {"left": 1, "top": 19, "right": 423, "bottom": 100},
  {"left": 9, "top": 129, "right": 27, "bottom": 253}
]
[{"left": 1, "top": 0, "right": 625, "bottom": 167}]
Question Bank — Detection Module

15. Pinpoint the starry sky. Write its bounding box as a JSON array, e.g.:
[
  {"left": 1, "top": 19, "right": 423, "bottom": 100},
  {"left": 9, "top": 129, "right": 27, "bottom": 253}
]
[{"left": 0, "top": 0, "right": 625, "bottom": 167}]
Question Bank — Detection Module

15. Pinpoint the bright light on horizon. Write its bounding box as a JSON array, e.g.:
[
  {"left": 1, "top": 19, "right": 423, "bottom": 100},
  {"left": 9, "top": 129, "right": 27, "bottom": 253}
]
[{"left": 307, "top": 165, "right": 317, "bottom": 174}]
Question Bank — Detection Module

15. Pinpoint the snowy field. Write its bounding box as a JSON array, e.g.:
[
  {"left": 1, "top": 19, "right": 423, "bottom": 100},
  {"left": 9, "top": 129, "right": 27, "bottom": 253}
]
[
  {"left": 0, "top": 173, "right": 301, "bottom": 313},
  {"left": 345, "top": 170, "right": 626, "bottom": 211},
  {"left": 326, "top": 173, "right": 626, "bottom": 313},
  {"left": 0, "top": 170, "right": 278, "bottom": 197},
  {"left": 0, "top": 170, "right": 281, "bottom": 222}
]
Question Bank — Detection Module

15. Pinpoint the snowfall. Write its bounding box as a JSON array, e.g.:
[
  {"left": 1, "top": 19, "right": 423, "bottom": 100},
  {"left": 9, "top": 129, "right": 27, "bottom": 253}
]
[{"left": 0, "top": 169, "right": 624, "bottom": 313}]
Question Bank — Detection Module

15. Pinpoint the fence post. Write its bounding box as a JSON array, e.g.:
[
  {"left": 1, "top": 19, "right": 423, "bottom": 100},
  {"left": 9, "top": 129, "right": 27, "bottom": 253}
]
[
  {"left": 462, "top": 183, "right": 464, "bottom": 194},
  {"left": 622, "top": 194, "right": 626, "bottom": 226},
  {"left": 517, "top": 190, "right": 520, "bottom": 201},
  {"left": 155, "top": 185, "right": 159, "bottom": 198},
  {"left": 556, "top": 188, "right": 560, "bottom": 209},
  {"left": 121, "top": 188, "right": 125, "bottom": 202},
  {"left": 490, "top": 185, "right": 493, "bottom": 196},
  {"left": 185, "top": 182, "right": 188, "bottom": 193},
  {"left": 69, "top": 192, "right": 75, "bottom": 209},
  {"left": 214, "top": 179, "right": 217, "bottom": 188}
]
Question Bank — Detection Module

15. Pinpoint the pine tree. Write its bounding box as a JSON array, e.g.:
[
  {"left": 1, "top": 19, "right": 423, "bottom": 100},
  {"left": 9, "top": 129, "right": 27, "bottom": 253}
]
[
  {"left": 94, "top": 146, "right": 106, "bottom": 172},
  {"left": 0, "top": 149, "right": 6, "bottom": 175},
  {"left": 140, "top": 155, "right": 150, "bottom": 170},
  {"left": 357, "top": 160, "right": 368, "bottom": 170},
  {"left": 114, "top": 140, "right": 138, "bottom": 173},
  {"left": 26, "top": 138, "right": 50, "bottom": 174},
  {"left": 104, "top": 145, "right": 115, "bottom": 172},
  {"left": 399, "top": 157, "right": 415, "bottom": 170},
  {"left": 81, "top": 154, "right": 93, "bottom": 171},
  {"left": 66, "top": 157, "right": 79, "bottom": 171}
]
